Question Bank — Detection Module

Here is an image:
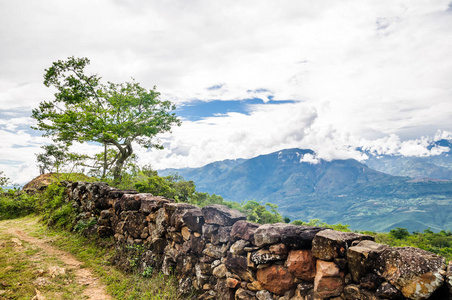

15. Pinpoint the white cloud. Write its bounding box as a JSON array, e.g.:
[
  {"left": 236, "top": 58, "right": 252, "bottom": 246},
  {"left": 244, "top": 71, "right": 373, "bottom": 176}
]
[
  {"left": 299, "top": 153, "right": 320, "bottom": 164},
  {"left": 358, "top": 130, "right": 452, "bottom": 157},
  {"left": 139, "top": 102, "right": 318, "bottom": 169}
]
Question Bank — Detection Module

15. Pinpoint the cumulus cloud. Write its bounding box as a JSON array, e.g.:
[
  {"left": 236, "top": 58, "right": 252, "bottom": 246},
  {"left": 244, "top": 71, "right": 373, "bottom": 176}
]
[
  {"left": 139, "top": 102, "right": 318, "bottom": 169},
  {"left": 358, "top": 130, "right": 452, "bottom": 157}
]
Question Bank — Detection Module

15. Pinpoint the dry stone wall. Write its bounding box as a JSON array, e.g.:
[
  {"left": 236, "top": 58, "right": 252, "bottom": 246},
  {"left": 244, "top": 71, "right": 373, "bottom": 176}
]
[{"left": 63, "top": 181, "right": 452, "bottom": 300}]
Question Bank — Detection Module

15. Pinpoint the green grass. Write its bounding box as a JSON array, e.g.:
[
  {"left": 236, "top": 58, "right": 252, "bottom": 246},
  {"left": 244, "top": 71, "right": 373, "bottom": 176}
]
[
  {"left": 0, "top": 231, "right": 85, "bottom": 299},
  {"left": 29, "top": 216, "right": 188, "bottom": 299}
]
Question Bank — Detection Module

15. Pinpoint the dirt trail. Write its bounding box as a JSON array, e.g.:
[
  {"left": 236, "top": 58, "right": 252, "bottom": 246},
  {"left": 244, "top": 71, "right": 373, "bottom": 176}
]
[{"left": 1, "top": 219, "right": 112, "bottom": 300}]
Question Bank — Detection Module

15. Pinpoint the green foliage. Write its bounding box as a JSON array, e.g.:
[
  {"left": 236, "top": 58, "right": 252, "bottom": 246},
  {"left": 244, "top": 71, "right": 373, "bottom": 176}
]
[
  {"left": 0, "top": 171, "right": 10, "bottom": 188},
  {"left": 125, "top": 244, "right": 146, "bottom": 270},
  {"left": 291, "top": 218, "right": 351, "bottom": 232},
  {"left": 142, "top": 266, "right": 153, "bottom": 278},
  {"left": 36, "top": 183, "right": 76, "bottom": 229},
  {"left": 189, "top": 192, "right": 225, "bottom": 207},
  {"left": 0, "top": 192, "right": 36, "bottom": 220},
  {"left": 389, "top": 227, "right": 410, "bottom": 239},
  {"left": 131, "top": 171, "right": 196, "bottom": 203},
  {"left": 375, "top": 228, "right": 452, "bottom": 261},
  {"left": 32, "top": 56, "right": 181, "bottom": 182},
  {"left": 241, "top": 201, "right": 283, "bottom": 224},
  {"left": 36, "top": 143, "right": 87, "bottom": 176},
  {"left": 73, "top": 218, "right": 97, "bottom": 233}
]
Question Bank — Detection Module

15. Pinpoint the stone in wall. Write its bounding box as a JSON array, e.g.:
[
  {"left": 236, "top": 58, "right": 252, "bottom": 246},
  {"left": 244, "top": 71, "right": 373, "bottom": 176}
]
[
  {"left": 231, "top": 221, "right": 259, "bottom": 243},
  {"left": 110, "top": 189, "right": 138, "bottom": 210},
  {"left": 182, "top": 208, "right": 205, "bottom": 233},
  {"left": 251, "top": 249, "right": 286, "bottom": 265},
  {"left": 285, "top": 250, "right": 316, "bottom": 282},
  {"left": 202, "top": 204, "right": 246, "bottom": 226},
  {"left": 254, "top": 223, "right": 324, "bottom": 248},
  {"left": 376, "top": 247, "right": 446, "bottom": 300},
  {"left": 347, "top": 240, "right": 389, "bottom": 282},
  {"left": 344, "top": 284, "right": 380, "bottom": 300},
  {"left": 61, "top": 182, "right": 452, "bottom": 300},
  {"left": 312, "top": 229, "right": 374, "bottom": 261},
  {"left": 140, "top": 196, "right": 173, "bottom": 213},
  {"left": 256, "top": 264, "right": 295, "bottom": 295},
  {"left": 375, "top": 282, "right": 403, "bottom": 299},
  {"left": 225, "top": 252, "right": 254, "bottom": 282},
  {"left": 314, "top": 260, "right": 345, "bottom": 299}
]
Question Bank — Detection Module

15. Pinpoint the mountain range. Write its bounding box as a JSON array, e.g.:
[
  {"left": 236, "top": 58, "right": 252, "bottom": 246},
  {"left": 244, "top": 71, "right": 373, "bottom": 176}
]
[{"left": 159, "top": 140, "right": 452, "bottom": 232}]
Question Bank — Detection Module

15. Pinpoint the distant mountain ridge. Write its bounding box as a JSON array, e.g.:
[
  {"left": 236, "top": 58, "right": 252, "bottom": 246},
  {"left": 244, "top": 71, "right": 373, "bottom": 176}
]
[
  {"left": 362, "top": 139, "right": 452, "bottom": 180},
  {"left": 159, "top": 146, "right": 452, "bottom": 232}
]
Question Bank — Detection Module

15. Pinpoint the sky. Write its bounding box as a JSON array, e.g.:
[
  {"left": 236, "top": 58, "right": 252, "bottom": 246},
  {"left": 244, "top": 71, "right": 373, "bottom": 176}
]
[{"left": 1, "top": 0, "right": 452, "bottom": 184}]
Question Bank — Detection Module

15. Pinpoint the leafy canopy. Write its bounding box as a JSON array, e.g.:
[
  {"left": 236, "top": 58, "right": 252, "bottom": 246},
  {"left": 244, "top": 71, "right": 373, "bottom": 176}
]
[{"left": 31, "top": 57, "right": 181, "bottom": 181}]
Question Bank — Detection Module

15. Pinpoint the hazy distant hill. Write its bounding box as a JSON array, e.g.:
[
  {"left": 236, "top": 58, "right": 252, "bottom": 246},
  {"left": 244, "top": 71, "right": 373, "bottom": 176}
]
[
  {"left": 159, "top": 148, "right": 452, "bottom": 232},
  {"left": 363, "top": 139, "right": 452, "bottom": 180}
]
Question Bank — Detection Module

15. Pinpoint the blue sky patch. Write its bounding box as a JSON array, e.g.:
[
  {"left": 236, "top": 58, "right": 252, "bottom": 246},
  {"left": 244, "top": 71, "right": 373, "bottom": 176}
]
[
  {"left": 207, "top": 84, "right": 224, "bottom": 90},
  {"left": 176, "top": 98, "right": 297, "bottom": 121}
]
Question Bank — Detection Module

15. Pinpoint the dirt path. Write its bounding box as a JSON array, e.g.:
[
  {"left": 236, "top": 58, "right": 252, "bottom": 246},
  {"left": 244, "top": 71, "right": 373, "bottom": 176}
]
[{"left": 0, "top": 218, "right": 112, "bottom": 300}]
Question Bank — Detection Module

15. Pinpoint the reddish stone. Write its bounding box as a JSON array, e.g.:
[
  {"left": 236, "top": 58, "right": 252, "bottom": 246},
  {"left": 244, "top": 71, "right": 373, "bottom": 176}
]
[
  {"left": 314, "top": 260, "right": 345, "bottom": 298},
  {"left": 269, "top": 243, "right": 288, "bottom": 255},
  {"left": 256, "top": 264, "right": 295, "bottom": 295},
  {"left": 226, "top": 277, "right": 240, "bottom": 288},
  {"left": 285, "top": 250, "right": 316, "bottom": 282}
]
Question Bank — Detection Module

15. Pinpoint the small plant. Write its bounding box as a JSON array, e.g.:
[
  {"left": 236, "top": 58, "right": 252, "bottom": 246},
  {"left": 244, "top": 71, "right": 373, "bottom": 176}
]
[
  {"left": 125, "top": 244, "right": 145, "bottom": 270},
  {"left": 142, "top": 266, "right": 153, "bottom": 277},
  {"left": 73, "top": 218, "right": 97, "bottom": 233}
]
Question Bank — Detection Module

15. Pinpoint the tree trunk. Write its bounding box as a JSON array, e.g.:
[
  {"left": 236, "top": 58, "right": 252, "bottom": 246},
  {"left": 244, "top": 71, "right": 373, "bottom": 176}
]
[{"left": 112, "top": 140, "right": 133, "bottom": 183}]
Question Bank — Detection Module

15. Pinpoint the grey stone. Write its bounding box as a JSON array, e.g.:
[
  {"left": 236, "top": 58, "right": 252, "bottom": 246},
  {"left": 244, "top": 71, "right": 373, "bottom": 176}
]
[
  {"left": 347, "top": 240, "right": 389, "bottom": 282},
  {"left": 376, "top": 247, "right": 446, "bottom": 300},
  {"left": 202, "top": 204, "right": 246, "bottom": 226},
  {"left": 312, "top": 229, "right": 374, "bottom": 261}
]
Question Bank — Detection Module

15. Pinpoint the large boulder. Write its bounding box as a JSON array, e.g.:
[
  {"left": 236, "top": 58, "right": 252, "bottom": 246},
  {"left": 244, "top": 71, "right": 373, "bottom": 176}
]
[
  {"left": 376, "top": 247, "right": 446, "bottom": 299},
  {"left": 163, "top": 203, "right": 197, "bottom": 227},
  {"left": 447, "top": 261, "right": 452, "bottom": 296},
  {"left": 202, "top": 205, "right": 246, "bottom": 226}
]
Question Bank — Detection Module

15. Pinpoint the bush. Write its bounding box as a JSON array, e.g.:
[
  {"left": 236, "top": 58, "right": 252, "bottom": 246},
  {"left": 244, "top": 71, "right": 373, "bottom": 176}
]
[
  {"left": 36, "top": 183, "right": 76, "bottom": 229},
  {"left": 0, "top": 191, "right": 36, "bottom": 220}
]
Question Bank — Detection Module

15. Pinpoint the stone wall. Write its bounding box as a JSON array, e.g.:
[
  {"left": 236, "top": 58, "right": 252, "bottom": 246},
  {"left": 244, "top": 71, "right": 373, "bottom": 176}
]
[{"left": 63, "top": 181, "right": 452, "bottom": 300}]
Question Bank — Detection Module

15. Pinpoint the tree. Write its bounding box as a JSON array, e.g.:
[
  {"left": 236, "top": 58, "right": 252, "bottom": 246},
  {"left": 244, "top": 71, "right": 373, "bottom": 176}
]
[
  {"left": 389, "top": 227, "right": 410, "bottom": 240},
  {"left": 32, "top": 57, "right": 181, "bottom": 182},
  {"left": 36, "top": 143, "right": 87, "bottom": 175},
  {"left": 242, "top": 201, "right": 283, "bottom": 224},
  {"left": 0, "top": 171, "right": 10, "bottom": 189}
]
